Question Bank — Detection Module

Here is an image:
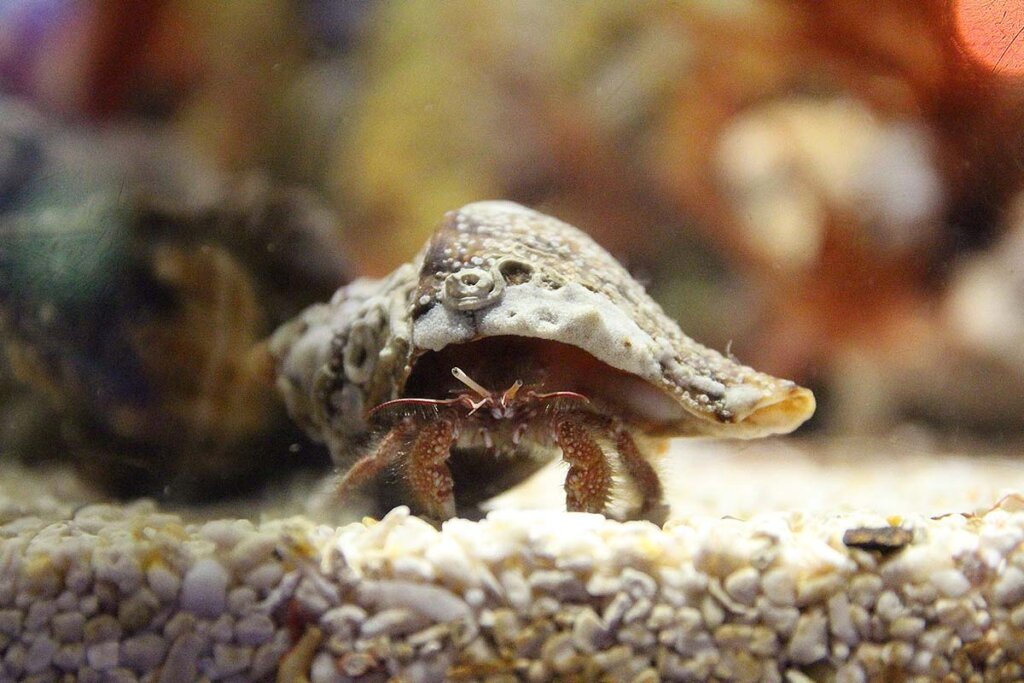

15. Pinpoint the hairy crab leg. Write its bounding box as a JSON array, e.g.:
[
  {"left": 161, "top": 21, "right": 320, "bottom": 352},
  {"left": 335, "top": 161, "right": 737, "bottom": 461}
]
[
  {"left": 554, "top": 416, "right": 612, "bottom": 514},
  {"left": 613, "top": 426, "right": 669, "bottom": 524},
  {"left": 405, "top": 418, "right": 459, "bottom": 520},
  {"left": 576, "top": 413, "right": 668, "bottom": 523},
  {"left": 329, "top": 422, "right": 412, "bottom": 501}
]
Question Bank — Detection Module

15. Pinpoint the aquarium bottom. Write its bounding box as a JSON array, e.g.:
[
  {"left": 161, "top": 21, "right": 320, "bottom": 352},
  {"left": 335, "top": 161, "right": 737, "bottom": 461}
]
[{"left": 1, "top": 438, "right": 1024, "bottom": 681}]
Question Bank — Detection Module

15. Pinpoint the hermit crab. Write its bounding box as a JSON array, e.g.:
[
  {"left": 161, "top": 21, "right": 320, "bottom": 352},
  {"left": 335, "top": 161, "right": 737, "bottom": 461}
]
[{"left": 271, "top": 201, "right": 815, "bottom": 522}]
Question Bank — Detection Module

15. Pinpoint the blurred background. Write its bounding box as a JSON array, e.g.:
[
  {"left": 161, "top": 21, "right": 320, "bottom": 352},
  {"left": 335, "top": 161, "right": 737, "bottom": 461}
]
[{"left": 1, "top": 0, "right": 1023, "bottom": 504}]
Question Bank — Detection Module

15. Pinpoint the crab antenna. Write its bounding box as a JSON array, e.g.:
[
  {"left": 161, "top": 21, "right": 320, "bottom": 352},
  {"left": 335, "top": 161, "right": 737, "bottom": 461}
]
[{"left": 451, "top": 367, "right": 491, "bottom": 399}]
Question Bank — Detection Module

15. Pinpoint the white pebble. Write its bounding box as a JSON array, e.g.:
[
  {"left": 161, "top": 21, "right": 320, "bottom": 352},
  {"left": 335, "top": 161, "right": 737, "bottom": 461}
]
[
  {"left": 1012, "top": 603, "right": 1024, "bottom": 629},
  {"left": 425, "top": 537, "right": 476, "bottom": 588},
  {"left": 24, "top": 635, "right": 57, "bottom": 674},
  {"left": 391, "top": 556, "right": 435, "bottom": 582},
  {"left": 66, "top": 566, "right": 93, "bottom": 595},
  {"left": 849, "top": 574, "right": 883, "bottom": 608},
  {"left": 0, "top": 609, "right": 22, "bottom": 635},
  {"left": 227, "top": 534, "right": 278, "bottom": 572},
  {"left": 25, "top": 599, "right": 57, "bottom": 631},
  {"left": 250, "top": 632, "right": 290, "bottom": 680},
  {"left": 86, "top": 641, "right": 120, "bottom": 670},
  {"left": 210, "top": 614, "right": 235, "bottom": 643},
  {"left": 3, "top": 641, "right": 26, "bottom": 675},
  {"left": 121, "top": 634, "right": 167, "bottom": 672},
  {"left": 200, "top": 520, "right": 252, "bottom": 550},
  {"left": 827, "top": 594, "right": 858, "bottom": 646},
  {"left": 932, "top": 569, "right": 970, "bottom": 598},
  {"left": 890, "top": 615, "right": 926, "bottom": 641},
  {"left": 541, "top": 632, "right": 578, "bottom": 673},
  {"left": 146, "top": 564, "right": 181, "bottom": 602},
  {"left": 356, "top": 580, "right": 471, "bottom": 623},
  {"left": 700, "top": 595, "right": 725, "bottom": 629},
  {"left": 84, "top": 614, "right": 121, "bottom": 643},
  {"left": 228, "top": 586, "right": 257, "bottom": 615},
  {"left": 602, "top": 593, "right": 632, "bottom": 629},
  {"left": 796, "top": 572, "right": 843, "bottom": 605},
  {"left": 586, "top": 574, "right": 621, "bottom": 597},
  {"left": 620, "top": 568, "right": 657, "bottom": 600},
  {"left": 465, "top": 587, "right": 485, "bottom": 608},
  {"left": 93, "top": 546, "right": 143, "bottom": 595},
  {"left": 835, "top": 662, "right": 867, "bottom": 683},
  {"left": 163, "top": 613, "right": 196, "bottom": 641},
  {"left": 235, "top": 614, "right": 276, "bottom": 646},
  {"left": 180, "top": 558, "right": 229, "bottom": 618},
  {"left": 211, "top": 643, "right": 251, "bottom": 678},
  {"left": 623, "top": 598, "right": 653, "bottom": 625},
  {"left": 724, "top": 567, "right": 761, "bottom": 606},
  {"left": 361, "top": 608, "right": 428, "bottom": 638},
  {"left": 244, "top": 563, "right": 284, "bottom": 593},
  {"left": 762, "top": 568, "right": 797, "bottom": 606},
  {"left": 52, "top": 612, "right": 85, "bottom": 643},
  {"left": 159, "top": 632, "right": 203, "bottom": 683},
  {"left": 53, "top": 643, "right": 85, "bottom": 671},
  {"left": 55, "top": 591, "right": 77, "bottom": 611},
  {"left": 319, "top": 605, "right": 366, "bottom": 638},
  {"left": 311, "top": 651, "right": 343, "bottom": 683},
  {"left": 788, "top": 612, "right": 828, "bottom": 664},
  {"left": 993, "top": 566, "right": 1024, "bottom": 607},
  {"left": 875, "top": 591, "right": 904, "bottom": 622},
  {"left": 529, "top": 570, "right": 586, "bottom": 601},
  {"left": 500, "top": 569, "right": 531, "bottom": 611}
]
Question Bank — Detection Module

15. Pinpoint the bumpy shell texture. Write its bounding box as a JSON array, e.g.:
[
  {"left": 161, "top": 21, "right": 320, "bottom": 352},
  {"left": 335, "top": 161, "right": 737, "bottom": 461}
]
[{"left": 272, "top": 201, "right": 815, "bottom": 457}]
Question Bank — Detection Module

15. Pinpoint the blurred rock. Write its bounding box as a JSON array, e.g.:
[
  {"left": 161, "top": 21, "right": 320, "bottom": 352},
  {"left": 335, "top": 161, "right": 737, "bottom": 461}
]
[{"left": 0, "top": 100, "right": 342, "bottom": 499}]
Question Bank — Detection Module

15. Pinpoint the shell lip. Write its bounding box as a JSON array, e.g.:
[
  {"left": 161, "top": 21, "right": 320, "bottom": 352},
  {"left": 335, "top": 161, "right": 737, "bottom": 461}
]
[
  {"left": 707, "top": 382, "right": 817, "bottom": 438},
  {"left": 412, "top": 278, "right": 818, "bottom": 438}
]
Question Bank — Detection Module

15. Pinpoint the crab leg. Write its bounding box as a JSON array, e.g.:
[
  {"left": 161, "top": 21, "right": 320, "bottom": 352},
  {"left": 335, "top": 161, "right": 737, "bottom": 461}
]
[
  {"left": 405, "top": 418, "right": 459, "bottom": 519},
  {"left": 574, "top": 413, "right": 667, "bottom": 523},
  {"left": 554, "top": 416, "right": 612, "bottom": 514},
  {"left": 613, "top": 427, "right": 668, "bottom": 524},
  {"left": 330, "top": 422, "right": 412, "bottom": 501}
]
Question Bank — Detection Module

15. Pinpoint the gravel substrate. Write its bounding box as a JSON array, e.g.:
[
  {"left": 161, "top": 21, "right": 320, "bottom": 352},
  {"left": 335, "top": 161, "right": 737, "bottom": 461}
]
[{"left": 4, "top": 485, "right": 1024, "bottom": 682}]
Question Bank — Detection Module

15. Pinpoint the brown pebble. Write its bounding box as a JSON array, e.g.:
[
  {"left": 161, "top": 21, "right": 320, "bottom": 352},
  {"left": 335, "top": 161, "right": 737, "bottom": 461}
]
[{"left": 842, "top": 527, "right": 913, "bottom": 553}]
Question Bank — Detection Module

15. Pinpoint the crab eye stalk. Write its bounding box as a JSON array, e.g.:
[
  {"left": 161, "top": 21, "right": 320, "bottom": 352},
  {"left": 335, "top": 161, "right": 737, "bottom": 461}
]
[
  {"left": 451, "top": 367, "right": 491, "bottom": 399},
  {"left": 501, "top": 379, "right": 524, "bottom": 406}
]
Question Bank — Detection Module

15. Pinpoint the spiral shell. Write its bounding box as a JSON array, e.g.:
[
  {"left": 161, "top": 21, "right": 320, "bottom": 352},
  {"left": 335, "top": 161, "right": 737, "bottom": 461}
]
[{"left": 272, "top": 201, "right": 815, "bottom": 460}]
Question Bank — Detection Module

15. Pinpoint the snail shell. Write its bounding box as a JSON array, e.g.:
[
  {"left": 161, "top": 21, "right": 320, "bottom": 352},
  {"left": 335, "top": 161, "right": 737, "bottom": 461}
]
[{"left": 272, "top": 201, "right": 814, "bottom": 463}]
